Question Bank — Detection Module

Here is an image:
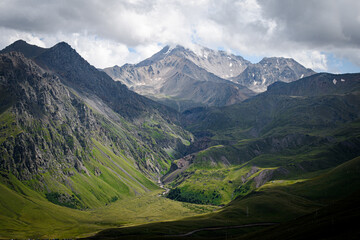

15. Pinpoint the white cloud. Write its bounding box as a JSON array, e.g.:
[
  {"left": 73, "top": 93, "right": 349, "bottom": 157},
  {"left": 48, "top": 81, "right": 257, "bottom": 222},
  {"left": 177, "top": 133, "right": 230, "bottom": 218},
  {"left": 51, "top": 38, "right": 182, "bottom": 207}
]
[
  {"left": 0, "top": 0, "right": 359, "bottom": 72},
  {"left": 288, "top": 51, "right": 328, "bottom": 72}
]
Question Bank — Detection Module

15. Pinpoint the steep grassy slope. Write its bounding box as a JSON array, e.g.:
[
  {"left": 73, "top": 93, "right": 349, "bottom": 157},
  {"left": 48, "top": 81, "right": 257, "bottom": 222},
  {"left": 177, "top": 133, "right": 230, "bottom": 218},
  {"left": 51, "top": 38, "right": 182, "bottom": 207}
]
[{"left": 0, "top": 173, "right": 217, "bottom": 239}]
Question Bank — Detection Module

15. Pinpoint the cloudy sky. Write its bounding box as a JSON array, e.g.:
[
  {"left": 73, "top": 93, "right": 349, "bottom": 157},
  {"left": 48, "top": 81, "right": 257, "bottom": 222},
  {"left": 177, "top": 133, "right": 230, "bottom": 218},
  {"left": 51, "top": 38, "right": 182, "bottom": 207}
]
[{"left": 0, "top": 0, "right": 359, "bottom": 73}]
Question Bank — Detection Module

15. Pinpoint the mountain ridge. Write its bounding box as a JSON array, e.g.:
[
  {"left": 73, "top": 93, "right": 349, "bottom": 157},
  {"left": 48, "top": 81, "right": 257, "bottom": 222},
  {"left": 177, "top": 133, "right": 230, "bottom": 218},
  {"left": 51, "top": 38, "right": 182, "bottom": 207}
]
[
  {"left": 1, "top": 40, "right": 179, "bottom": 120},
  {"left": 103, "top": 44, "right": 315, "bottom": 111}
]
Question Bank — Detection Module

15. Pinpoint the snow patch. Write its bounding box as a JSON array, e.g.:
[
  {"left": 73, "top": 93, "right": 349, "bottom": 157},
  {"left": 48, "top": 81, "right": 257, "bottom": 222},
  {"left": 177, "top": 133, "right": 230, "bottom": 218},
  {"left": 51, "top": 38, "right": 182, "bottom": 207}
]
[
  {"left": 262, "top": 76, "right": 267, "bottom": 85},
  {"left": 333, "top": 79, "right": 337, "bottom": 85},
  {"left": 300, "top": 74, "right": 304, "bottom": 78},
  {"left": 341, "top": 79, "right": 345, "bottom": 82},
  {"left": 164, "top": 45, "right": 176, "bottom": 54},
  {"left": 229, "top": 62, "right": 233, "bottom": 67}
]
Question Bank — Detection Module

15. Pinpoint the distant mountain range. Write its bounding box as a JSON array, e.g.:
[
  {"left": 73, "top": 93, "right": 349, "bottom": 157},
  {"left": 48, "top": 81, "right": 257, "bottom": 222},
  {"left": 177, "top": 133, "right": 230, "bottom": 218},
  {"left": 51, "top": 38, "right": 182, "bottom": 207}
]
[{"left": 103, "top": 45, "right": 315, "bottom": 111}]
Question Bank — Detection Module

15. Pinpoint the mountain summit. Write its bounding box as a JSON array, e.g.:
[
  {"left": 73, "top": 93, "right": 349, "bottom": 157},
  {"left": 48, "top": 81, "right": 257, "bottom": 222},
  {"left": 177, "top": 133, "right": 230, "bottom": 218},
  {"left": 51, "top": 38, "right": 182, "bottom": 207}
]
[
  {"left": 136, "top": 45, "right": 251, "bottom": 79},
  {"left": 103, "top": 45, "right": 256, "bottom": 111},
  {"left": 0, "top": 39, "right": 47, "bottom": 58}
]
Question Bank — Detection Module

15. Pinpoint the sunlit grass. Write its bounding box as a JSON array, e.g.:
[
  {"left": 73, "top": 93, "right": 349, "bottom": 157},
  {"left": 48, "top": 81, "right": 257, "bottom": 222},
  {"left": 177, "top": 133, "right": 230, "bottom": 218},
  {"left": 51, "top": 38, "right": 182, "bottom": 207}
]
[{"left": 0, "top": 180, "right": 218, "bottom": 239}]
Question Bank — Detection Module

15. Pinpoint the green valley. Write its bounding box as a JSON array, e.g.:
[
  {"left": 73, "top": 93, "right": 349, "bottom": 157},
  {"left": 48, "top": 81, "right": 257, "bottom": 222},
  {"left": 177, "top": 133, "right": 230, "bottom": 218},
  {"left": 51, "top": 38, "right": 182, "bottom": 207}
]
[{"left": 0, "top": 40, "right": 359, "bottom": 240}]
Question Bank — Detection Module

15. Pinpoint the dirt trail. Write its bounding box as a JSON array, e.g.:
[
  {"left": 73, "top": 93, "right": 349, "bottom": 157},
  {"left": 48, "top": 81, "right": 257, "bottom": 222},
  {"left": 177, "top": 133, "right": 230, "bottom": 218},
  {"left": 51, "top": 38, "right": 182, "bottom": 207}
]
[
  {"left": 157, "top": 178, "right": 170, "bottom": 196},
  {"left": 167, "top": 222, "right": 278, "bottom": 237}
]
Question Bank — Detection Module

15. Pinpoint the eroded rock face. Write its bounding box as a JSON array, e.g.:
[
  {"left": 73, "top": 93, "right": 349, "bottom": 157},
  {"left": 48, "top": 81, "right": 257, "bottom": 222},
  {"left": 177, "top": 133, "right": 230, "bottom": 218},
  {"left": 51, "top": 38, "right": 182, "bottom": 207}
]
[
  {"left": 161, "top": 154, "right": 195, "bottom": 184},
  {"left": 0, "top": 52, "right": 98, "bottom": 179}
]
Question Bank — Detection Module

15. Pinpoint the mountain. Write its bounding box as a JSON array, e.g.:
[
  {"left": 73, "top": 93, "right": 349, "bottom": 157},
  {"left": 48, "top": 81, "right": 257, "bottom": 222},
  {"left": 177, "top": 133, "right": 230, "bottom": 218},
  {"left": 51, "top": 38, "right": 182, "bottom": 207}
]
[
  {"left": 0, "top": 41, "right": 193, "bottom": 210},
  {"left": 182, "top": 72, "right": 360, "bottom": 137},
  {"left": 103, "top": 45, "right": 256, "bottom": 111},
  {"left": 231, "top": 57, "right": 315, "bottom": 92}
]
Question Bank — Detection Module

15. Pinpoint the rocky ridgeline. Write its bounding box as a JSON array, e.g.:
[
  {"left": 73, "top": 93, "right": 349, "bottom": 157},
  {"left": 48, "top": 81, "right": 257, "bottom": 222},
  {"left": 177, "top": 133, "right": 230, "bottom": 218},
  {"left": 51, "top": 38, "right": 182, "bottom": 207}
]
[{"left": 232, "top": 57, "right": 315, "bottom": 92}]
